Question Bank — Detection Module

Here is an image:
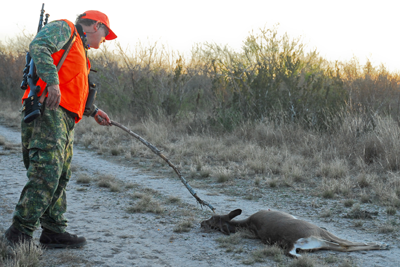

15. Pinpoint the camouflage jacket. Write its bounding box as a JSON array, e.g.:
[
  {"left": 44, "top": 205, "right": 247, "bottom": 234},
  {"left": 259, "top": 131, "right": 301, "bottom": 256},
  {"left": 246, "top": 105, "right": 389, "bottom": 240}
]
[{"left": 29, "top": 20, "right": 73, "bottom": 86}]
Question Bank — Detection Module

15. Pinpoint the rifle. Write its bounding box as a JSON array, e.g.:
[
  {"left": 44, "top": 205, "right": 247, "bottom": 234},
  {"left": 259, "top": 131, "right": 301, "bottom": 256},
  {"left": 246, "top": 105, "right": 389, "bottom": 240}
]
[{"left": 21, "top": 3, "right": 50, "bottom": 123}]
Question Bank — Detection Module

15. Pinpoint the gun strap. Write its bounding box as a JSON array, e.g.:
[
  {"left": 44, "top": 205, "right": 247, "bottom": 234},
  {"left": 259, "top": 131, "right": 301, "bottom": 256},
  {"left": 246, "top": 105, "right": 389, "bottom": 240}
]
[
  {"left": 39, "top": 28, "right": 77, "bottom": 104},
  {"left": 57, "top": 28, "right": 77, "bottom": 71}
]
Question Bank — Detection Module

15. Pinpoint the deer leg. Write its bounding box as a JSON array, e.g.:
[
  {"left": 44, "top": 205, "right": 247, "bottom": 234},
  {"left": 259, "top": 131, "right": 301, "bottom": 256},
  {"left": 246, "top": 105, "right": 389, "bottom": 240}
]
[
  {"left": 290, "top": 236, "right": 388, "bottom": 256},
  {"left": 318, "top": 242, "right": 389, "bottom": 252},
  {"left": 289, "top": 236, "right": 330, "bottom": 257}
]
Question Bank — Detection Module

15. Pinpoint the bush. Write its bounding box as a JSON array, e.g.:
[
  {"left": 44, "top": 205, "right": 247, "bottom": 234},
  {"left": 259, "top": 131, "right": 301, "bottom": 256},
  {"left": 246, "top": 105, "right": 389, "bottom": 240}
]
[{"left": 2, "top": 27, "right": 400, "bottom": 134}]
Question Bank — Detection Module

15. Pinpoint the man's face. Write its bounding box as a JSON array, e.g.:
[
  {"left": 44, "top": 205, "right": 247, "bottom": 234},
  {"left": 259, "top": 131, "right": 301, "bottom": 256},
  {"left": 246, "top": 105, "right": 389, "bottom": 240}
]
[{"left": 86, "top": 22, "right": 108, "bottom": 49}]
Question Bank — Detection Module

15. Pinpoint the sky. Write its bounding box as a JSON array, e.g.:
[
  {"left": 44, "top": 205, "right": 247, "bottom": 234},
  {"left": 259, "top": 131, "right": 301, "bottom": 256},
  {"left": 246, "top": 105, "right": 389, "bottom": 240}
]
[{"left": 1, "top": 0, "right": 399, "bottom": 72}]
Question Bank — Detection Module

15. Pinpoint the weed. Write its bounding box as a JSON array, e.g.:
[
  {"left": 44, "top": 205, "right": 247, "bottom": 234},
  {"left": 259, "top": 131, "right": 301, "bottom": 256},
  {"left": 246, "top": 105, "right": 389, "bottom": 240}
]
[
  {"left": 345, "top": 204, "right": 378, "bottom": 219},
  {"left": 378, "top": 223, "right": 397, "bottom": 234},
  {"left": 173, "top": 220, "right": 193, "bottom": 233},
  {"left": 199, "top": 169, "right": 211, "bottom": 178},
  {"left": 343, "top": 199, "right": 355, "bottom": 207},
  {"left": 354, "top": 221, "right": 363, "bottom": 227},
  {"left": 166, "top": 196, "right": 181, "bottom": 204},
  {"left": 97, "top": 174, "right": 123, "bottom": 192},
  {"left": 250, "top": 245, "right": 284, "bottom": 263},
  {"left": 386, "top": 206, "right": 397, "bottom": 215},
  {"left": 0, "top": 237, "right": 42, "bottom": 267},
  {"left": 322, "top": 190, "right": 334, "bottom": 199},
  {"left": 97, "top": 174, "right": 117, "bottom": 188},
  {"left": 126, "top": 195, "right": 164, "bottom": 214},
  {"left": 109, "top": 183, "right": 122, "bottom": 192},
  {"left": 360, "top": 194, "right": 371, "bottom": 203},
  {"left": 76, "top": 173, "right": 91, "bottom": 184},
  {"left": 125, "top": 183, "right": 137, "bottom": 189},
  {"left": 268, "top": 179, "right": 278, "bottom": 188},
  {"left": 324, "top": 254, "right": 339, "bottom": 264},
  {"left": 289, "top": 254, "right": 316, "bottom": 267},
  {"left": 111, "top": 147, "right": 122, "bottom": 156},
  {"left": 0, "top": 136, "right": 5, "bottom": 146},
  {"left": 320, "top": 208, "right": 332, "bottom": 218},
  {"left": 214, "top": 167, "right": 233, "bottom": 183},
  {"left": 215, "top": 232, "right": 244, "bottom": 252}
]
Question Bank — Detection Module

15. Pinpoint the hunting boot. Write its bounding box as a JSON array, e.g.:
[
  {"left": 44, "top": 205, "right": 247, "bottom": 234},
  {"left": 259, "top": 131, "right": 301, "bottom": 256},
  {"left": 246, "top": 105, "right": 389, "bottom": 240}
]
[
  {"left": 3, "top": 225, "right": 33, "bottom": 247},
  {"left": 39, "top": 228, "right": 87, "bottom": 248}
]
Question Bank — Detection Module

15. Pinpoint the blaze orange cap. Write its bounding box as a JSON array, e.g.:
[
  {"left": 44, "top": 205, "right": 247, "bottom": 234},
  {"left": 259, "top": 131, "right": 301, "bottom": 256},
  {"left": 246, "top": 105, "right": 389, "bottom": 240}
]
[{"left": 80, "top": 10, "right": 117, "bottom": 40}]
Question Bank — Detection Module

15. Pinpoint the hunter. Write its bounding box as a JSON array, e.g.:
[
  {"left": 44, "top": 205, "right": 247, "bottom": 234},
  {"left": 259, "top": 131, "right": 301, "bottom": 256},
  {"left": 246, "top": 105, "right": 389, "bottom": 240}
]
[{"left": 4, "top": 10, "right": 117, "bottom": 248}]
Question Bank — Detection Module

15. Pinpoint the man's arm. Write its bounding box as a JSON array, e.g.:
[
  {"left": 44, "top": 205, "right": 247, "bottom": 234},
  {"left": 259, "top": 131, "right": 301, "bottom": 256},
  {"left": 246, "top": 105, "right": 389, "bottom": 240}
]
[{"left": 29, "top": 20, "right": 71, "bottom": 110}]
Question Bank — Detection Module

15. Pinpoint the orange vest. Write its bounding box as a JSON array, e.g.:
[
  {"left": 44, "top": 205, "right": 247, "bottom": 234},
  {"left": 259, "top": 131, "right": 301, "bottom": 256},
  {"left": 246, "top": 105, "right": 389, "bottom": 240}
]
[{"left": 22, "top": 19, "right": 91, "bottom": 123}]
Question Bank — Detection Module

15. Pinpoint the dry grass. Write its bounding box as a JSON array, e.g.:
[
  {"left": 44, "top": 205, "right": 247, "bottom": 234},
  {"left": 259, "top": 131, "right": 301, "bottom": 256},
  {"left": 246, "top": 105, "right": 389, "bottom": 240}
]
[
  {"left": 71, "top": 113, "right": 400, "bottom": 209},
  {"left": 173, "top": 218, "right": 194, "bottom": 233},
  {"left": 76, "top": 173, "right": 92, "bottom": 184},
  {"left": 166, "top": 196, "right": 181, "bottom": 204},
  {"left": 97, "top": 173, "right": 122, "bottom": 192},
  {"left": 288, "top": 254, "right": 316, "bottom": 267},
  {"left": 0, "top": 101, "right": 21, "bottom": 129},
  {"left": 319, "top": 208, "right": 333, "bottom": 218},
  {"left": 0, "top": 135, "right": 6, "bottom": 146},
  {"left": 215, "top": 231, "right": 246, "bottom": 253},
  {"left": 250, "top": 245, "right": 284, "bottom": 263},
  {"left": 0, "top": 235, "right": 42, "bottom": 267},
  {"left": 1, "top": 100, "right": 400, "bottom": 211},
  {"left": 378, "top": 220, "right": 399, "bottom": 234},
  {"left": 126, "top": 193, "right": 164, "bottom": 214},
  {"left": 2, "top": 92, "right": 400, "bottom": 214},
  {"left": 343, "top": 199, "right": 355, "bottom": 207}
]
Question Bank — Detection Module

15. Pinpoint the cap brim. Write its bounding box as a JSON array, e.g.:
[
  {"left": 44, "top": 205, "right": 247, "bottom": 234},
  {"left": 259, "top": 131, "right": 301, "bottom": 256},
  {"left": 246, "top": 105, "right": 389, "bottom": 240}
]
[{"left": 105, "top": 27, "right": 117, "bottom": 40}]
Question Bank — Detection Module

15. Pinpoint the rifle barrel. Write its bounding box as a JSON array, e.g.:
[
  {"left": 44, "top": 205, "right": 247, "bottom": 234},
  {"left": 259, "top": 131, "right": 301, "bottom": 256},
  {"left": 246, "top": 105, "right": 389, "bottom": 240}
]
[{"left": 37, "top": 3, "right": 45, "bottom": 33}]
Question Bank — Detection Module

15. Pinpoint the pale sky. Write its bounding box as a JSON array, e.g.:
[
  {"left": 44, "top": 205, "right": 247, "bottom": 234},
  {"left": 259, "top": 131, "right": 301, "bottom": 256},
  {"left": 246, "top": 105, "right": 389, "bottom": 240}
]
[{"left": 1, "top": 0, "right": 399, "bottom": 72}]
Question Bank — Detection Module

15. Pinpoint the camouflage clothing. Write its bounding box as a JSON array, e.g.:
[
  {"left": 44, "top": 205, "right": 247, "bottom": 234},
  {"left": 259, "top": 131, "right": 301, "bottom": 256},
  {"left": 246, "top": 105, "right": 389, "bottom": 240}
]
[
  {"left": 12, "top": 19, "right": 95, "bottom": 238},
  {"left": 13, "top": 102, "right": 75, "bottom": 237},
  {"left": 29, "top": 20, "right": 72, "bottom": 86}
]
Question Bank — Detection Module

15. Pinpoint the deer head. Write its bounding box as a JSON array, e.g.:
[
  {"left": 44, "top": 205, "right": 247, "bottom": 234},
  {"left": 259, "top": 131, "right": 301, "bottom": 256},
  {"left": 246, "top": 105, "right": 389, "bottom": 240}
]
[{"left": 200, "top": 209, "right": 242, "bottom": 235}]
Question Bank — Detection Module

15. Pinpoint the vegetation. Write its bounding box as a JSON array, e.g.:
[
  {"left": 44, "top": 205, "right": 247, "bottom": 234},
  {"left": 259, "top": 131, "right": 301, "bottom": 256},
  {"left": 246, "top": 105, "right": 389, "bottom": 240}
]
[
  {"left": 1, "top": 26, "right": 400, "bottom": 209},
  {"left": 0, "top": 235, "right": 42, "bottom": 267}
]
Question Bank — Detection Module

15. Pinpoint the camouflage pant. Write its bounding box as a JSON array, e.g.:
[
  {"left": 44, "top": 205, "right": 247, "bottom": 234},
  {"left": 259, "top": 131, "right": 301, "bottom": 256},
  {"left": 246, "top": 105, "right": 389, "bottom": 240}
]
[{"left": 13, "top": 105, "right": 75, "bottom": 237}]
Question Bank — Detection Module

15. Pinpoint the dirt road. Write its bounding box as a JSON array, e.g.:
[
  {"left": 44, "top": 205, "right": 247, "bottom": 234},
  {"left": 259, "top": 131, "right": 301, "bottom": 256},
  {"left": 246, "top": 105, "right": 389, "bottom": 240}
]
[{"left": 1, "top": 123, "right": 399, "bottom": 267}]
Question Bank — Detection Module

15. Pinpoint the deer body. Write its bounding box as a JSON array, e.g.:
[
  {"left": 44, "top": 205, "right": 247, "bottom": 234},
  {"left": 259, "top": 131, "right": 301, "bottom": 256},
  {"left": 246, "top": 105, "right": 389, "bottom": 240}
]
[{"left": 201, "top": 209, "right": 388, "bottom": 257}]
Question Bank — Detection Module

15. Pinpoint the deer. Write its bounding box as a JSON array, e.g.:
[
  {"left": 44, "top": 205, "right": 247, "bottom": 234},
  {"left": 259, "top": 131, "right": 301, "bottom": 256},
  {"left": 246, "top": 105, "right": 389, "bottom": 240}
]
[{"left": 201, "top": 209, "right": 388, "bottom": 257}]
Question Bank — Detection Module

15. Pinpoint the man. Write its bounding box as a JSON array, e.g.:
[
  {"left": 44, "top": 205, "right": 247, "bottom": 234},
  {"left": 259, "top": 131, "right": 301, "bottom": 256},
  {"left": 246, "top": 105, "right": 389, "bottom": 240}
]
[{"left": 4, "top": 10, "right": 117, "bottom": 248}]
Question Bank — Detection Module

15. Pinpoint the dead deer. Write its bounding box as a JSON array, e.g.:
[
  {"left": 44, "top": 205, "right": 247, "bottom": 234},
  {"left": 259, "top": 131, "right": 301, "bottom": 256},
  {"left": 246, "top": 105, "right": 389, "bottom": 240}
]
[{"left": 201, "top": 209, "right": 388, "bottom": 257}]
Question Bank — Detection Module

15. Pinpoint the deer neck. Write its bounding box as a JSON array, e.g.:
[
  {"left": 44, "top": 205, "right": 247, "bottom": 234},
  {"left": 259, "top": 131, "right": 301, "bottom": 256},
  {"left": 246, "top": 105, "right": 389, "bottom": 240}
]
[{"left": 229, "top": 218, "right": 251, "bottom": 230}]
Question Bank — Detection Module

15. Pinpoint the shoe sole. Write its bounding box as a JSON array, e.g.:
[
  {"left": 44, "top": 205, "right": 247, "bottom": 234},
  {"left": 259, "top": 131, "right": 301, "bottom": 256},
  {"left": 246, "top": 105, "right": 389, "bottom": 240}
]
[{"left": 40, "top": 240, "right": 87, "bottom": 249}]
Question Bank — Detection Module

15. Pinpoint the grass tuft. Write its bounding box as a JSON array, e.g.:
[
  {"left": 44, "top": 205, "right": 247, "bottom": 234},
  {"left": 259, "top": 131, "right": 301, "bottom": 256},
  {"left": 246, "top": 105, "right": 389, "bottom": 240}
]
[
  {"left": 173, "top": 220, "right": 193, "bottom": 233},
  {"left": 250, "top": 245, "right": 284, "bottom": 263},
  {"left": 289, "top": 254, "right": 316, "bottom": 267},
  {"left": 76, "top": 173, "right": 91, "bottom": 184},
  {"left": 0, "top": 236, "right": 42, "bottom": 267},
  {"left": 126, "top": 195, "right": 164, "bottom": 214}
]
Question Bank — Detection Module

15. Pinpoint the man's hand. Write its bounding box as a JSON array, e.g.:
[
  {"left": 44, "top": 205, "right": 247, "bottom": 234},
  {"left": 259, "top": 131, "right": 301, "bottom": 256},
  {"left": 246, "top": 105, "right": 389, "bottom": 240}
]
[
  {"left": 46, "top": 84, "right": 61, "bottom": 110},
  {"left": 94, "top": 109, "right": 111, "bottom": 126}
]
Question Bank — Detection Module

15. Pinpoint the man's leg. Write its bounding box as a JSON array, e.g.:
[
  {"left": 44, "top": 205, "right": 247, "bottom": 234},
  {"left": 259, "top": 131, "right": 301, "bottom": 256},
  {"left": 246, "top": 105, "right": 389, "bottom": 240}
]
[
  {"left": 39, "top": 127, "right": 74, "bottom": 233},
  {"left": 35, "top": 110, "right": 86, "bottom": 248},
  {"left": 12, "top": 107, "right": 71, "bottom": 237}
]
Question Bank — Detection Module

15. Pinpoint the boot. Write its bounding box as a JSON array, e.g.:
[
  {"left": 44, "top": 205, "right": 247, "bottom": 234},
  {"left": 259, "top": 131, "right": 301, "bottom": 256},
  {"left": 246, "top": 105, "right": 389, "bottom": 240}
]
[
  {"left": 3, "top": 225, "right": 33, "bottom": 247},
  {"left": 39, "top": 227, "right": 87, "bottom": 248}
]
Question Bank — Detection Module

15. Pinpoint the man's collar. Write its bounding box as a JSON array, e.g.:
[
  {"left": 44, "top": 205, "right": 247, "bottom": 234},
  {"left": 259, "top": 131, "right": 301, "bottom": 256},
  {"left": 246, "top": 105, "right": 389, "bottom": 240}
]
[{"left": 75, "top": 24, "right": 88, "bottom": 49}]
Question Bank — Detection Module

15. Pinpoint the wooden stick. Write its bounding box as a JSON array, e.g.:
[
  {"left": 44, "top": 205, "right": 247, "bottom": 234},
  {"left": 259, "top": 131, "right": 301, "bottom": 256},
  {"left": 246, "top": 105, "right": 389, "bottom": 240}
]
[{"left": 111, "top": 120, "right": 216, "bottom": 212}]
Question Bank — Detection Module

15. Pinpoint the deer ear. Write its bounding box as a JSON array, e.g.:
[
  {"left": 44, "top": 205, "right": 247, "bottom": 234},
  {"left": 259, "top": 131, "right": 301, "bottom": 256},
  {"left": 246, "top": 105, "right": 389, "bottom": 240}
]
[{"left": 228, "top": 209, "right": 242, "bottom": 220}]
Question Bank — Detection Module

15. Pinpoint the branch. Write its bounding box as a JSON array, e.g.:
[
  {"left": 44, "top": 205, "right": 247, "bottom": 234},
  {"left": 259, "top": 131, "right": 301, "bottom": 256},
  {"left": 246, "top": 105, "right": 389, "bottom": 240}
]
[{"left": 111, "top": 120, "right": 216, "bottom": 212}]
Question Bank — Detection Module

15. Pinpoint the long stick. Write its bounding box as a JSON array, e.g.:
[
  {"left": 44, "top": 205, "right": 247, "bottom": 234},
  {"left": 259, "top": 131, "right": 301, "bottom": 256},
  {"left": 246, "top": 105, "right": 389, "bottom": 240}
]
[{"left": 111, "top": 120, "right": 215, "bottom": 212}]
